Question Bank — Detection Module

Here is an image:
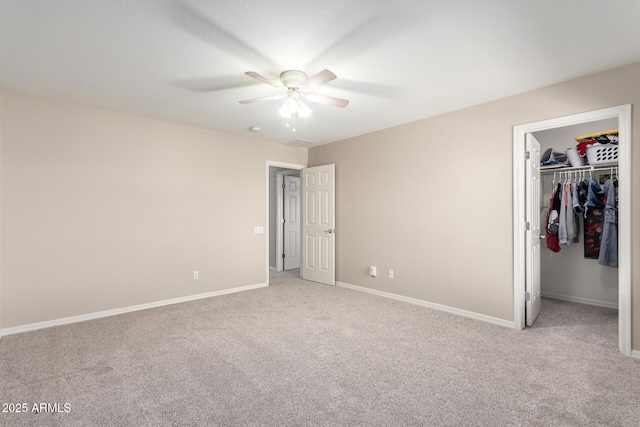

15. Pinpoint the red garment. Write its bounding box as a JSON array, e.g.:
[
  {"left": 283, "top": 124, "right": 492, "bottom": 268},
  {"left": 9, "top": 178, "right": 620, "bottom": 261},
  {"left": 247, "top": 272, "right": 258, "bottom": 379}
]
[
  {"left": 576, "top": 139, "right": 597, "bottom": 156},
  {"left": 546, "top": 192, "right": 561, "bottom": 253}
]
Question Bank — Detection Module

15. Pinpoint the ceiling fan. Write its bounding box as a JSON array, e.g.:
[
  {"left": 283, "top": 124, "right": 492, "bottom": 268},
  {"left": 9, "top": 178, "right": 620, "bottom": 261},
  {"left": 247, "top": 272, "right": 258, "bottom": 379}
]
[{"left": 239, "top": 69, "right": 349, "bottom": 130}]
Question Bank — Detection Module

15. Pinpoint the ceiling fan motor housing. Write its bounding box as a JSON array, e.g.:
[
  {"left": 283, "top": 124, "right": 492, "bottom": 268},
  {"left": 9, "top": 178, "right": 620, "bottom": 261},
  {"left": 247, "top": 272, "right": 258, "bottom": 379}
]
[{"left": 280, "top": 70, "right": 308, "bottom": 90}]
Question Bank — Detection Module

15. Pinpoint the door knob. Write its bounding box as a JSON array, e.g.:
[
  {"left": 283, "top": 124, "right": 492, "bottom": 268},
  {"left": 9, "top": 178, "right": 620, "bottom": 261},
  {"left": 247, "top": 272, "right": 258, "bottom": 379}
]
[{"left": 324, "top": 229, "right": 335, "bottom": 234}]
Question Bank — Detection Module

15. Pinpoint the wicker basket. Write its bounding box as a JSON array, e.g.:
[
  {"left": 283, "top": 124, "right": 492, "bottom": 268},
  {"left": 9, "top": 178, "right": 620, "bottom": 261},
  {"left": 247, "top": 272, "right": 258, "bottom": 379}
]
[{"left": 586, "top": 144, "right": 618, "bottom": 165}]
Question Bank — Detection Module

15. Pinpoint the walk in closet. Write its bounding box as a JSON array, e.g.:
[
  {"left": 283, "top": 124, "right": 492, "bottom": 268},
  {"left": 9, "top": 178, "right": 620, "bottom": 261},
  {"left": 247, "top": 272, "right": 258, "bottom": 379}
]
[{"left": 533, "top": 118, "right": 619, "bottom": 312}]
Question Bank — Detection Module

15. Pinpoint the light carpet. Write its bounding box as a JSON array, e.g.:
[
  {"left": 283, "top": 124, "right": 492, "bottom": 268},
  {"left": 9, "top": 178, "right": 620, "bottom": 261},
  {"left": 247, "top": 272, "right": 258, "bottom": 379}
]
[{"left": 1, "top": 270, "right": 638, "bottom": 426}]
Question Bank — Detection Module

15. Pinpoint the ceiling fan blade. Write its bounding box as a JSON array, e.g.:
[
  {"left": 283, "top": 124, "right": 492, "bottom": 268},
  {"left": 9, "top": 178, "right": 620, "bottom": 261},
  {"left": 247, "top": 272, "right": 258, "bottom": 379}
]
[
  {"left": 239, "top": 94, "right": 286, "bottom": 104},
  {"left": 302, "top": 69, "right": 337, "bottom": 90},
  {"left": 303, "top": 93, "right": 349, "bottom": 108},
  {"left": 245, "top": 71, "right": 281, "bottom": 88},
  {"left": 173, "top": 75, "right": 255, "bottom": 93}
]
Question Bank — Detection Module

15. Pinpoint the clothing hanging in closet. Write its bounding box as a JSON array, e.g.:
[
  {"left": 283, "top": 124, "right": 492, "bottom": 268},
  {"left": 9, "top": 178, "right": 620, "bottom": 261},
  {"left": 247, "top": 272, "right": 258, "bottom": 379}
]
[
  {"left": 544, "top": 171, "right": 618, "bottom": 267},
  {"left": 598, "top": 178, "right": 618, "bottom": 267},
  {"left": 583, "top": 178, "right": 604, "bottom": 259},
  {"left": 545, "top": 180, "right": 580, "bottom": 253}
]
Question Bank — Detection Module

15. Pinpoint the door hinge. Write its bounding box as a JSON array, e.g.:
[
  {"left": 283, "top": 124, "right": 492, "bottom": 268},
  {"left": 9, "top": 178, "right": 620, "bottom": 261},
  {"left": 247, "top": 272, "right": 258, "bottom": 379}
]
[
  {"left": 281, "top": 218, "right": 285, "bottom": 224},
  {"left": 525, "top": 292, "right": 531, "bottom": 302},
  {"left": 282, "top": 253, "right": 285, "bottom": 258},
  {"left": 525, "top": 221, "right": 531, "bottom": 231},
  {"left": 282, "top": 183, "right": 285, "bottom": 189},
  {"left": 525, "top": 151, "right": 531, "bottom": 160}
]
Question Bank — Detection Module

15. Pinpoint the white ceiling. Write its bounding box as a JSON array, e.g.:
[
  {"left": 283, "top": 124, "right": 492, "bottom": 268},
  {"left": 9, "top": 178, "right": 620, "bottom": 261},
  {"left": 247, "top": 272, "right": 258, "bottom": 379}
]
[{"left": 1, "top": 0, "right": 640, "bottom": 146}]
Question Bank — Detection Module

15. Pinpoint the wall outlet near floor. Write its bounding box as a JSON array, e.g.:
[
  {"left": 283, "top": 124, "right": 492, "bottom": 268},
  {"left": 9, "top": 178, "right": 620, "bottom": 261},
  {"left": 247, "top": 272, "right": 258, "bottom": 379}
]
[
  {"left": 388, "top": 269, "right": 394, "bottom": 279},
  {"left": 254, "top": 226, "right": 264, "bottom": 234},
  {"left": 193, "top": 271, "right": 199, "bottom": 280},
  {"left": 370, "top": 266, "right": 377, "bottom": 277}
]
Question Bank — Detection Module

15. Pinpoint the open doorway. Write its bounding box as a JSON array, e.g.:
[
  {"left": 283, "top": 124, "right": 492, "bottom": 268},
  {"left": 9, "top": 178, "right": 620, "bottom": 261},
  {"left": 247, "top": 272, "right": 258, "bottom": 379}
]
[
  {"left": 274, "top": 169, "right": 301, "bottom": 272},
  {"left": 266, "top": 161, "right": 305, "bottom": 285},
  {"left": 530, "top": 120, "right": 619, "bottom": 349},
  {"left": 513, "top": 105, "right": 632, "bottom": 357},
  {"left": 266, "top": 161, "right": 337, "bottom": 287},
  {"left": 533, "top": 119, "right": 619, "bottom": 308}
]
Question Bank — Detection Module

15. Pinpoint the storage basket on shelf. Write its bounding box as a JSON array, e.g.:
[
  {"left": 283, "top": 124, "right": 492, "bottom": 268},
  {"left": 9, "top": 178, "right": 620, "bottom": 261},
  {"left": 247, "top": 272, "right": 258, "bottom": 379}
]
[
  {"left": 586, "top": 143, "right": 618, "bottom": 165},
  {"left": 565, "top": 147, "right": 585, "bottom": 166}
]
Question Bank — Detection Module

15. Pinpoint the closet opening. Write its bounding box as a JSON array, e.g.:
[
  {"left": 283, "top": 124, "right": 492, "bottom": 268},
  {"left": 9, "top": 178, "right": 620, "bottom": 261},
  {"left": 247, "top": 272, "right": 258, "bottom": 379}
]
[
  {"left": 512, "top": 105, "right": 631, "bottom": 357},
  {"left": 532, "top": 121, "right": 619, "bottom": 346}
]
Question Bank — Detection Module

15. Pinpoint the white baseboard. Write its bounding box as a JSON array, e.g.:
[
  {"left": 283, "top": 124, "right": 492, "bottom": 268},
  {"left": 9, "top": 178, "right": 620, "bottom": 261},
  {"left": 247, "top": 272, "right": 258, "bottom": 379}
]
[
  {"left": 336, "top": 281, "right": 514, "bottom": 329},
  {"left": 632, "top": 350, "right": 640, "bottom": 360},
  {"left": 541, "top": 292, "right": 618, "bottom": 309},
  {"left": 1, "top": 282, "right": 267, "bottom": 337}
]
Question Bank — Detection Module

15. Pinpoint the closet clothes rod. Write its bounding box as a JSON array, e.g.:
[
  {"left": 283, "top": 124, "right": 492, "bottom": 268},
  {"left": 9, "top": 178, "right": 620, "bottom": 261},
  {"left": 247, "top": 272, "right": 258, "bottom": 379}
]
[{"left": 540, "top": 164, "right": 618, "bottom": 175}]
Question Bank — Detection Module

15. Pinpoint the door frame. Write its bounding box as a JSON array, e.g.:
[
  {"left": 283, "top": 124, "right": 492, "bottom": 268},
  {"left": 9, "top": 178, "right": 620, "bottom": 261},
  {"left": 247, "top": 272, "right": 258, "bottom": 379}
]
[
  {"left": 512, "top": 104, "right": 632, "bottom": 357},
  {"left": 276, "top": 170, "right": 301, "bottom": 272},
  {"left": 266, "top": 161, "right": 306, "bottom": 285}
]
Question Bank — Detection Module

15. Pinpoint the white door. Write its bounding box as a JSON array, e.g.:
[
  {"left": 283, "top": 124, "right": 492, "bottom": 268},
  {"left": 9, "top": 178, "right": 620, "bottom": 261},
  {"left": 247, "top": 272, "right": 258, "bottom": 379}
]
[
  {"left": 301, "top": 164, "right": 335, "bottom": 285},
  {"left": 525, "top": 133, "right": 542, "bottom": 326},
  {"left": 283, "top": 176, "right": 301, "bottom": 270}
]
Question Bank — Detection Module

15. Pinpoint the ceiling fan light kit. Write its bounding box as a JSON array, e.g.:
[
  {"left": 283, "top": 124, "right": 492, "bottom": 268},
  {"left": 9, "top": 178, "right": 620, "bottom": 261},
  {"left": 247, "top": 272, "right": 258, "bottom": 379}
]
[
  {"left": 277, "top": 92, "right": 311, "bottom": 132},
  {"left": 240, "top": 69, "right": 349, "bottom": 131}
]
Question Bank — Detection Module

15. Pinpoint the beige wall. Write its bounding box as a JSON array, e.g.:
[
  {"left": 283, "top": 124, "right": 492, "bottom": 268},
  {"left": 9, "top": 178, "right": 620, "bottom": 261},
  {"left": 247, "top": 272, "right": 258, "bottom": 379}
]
[
  {"left": 0, "top": 92, "right": 307, "bottom": 328},
  {"left": 309, "top": 62, "right": 640, "bottom": 350}
]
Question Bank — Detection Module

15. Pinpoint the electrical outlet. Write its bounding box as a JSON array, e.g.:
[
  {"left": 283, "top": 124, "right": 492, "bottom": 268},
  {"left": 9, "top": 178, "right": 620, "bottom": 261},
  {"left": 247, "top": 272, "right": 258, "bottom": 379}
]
[
  {"left": 389, "top": 269, "right": 394, "bottom": 279},
  {"left": 193, "top": 271, "right": 199, "bottom": 280},
  {"left": 370, "top": 266, "right": 377, "bottom": 277}
]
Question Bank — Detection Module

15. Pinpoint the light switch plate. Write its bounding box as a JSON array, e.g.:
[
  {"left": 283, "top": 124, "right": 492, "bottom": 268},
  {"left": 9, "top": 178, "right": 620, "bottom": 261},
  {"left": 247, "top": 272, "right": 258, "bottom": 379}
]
[{"left": 254, "top": 226, "right": 264, "bottom": 234}]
